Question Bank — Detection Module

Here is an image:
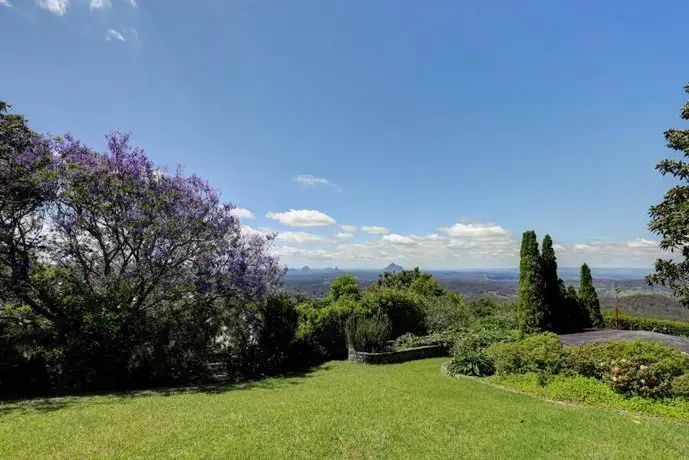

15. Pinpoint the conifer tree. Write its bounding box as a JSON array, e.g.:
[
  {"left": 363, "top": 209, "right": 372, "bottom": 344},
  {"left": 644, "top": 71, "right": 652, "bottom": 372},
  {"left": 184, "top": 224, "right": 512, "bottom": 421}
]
[
  {"left": 540, "top": 235, "right": 561, "bottom": 331},
  {"left": 517, "top": 231, "right": 545, "bottom": 333},
  {"left": 579, "top": 263, "right": 603, "bottom": 328},
  {"left": 564, "top": 285, "right": 584, "bottom": 331}
]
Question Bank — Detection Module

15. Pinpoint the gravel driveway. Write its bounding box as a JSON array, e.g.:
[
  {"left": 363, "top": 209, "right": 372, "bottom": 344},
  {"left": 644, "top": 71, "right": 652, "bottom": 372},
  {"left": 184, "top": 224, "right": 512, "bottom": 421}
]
[{"left": 559, "top": 329, "right": 689, "bottom": 354}]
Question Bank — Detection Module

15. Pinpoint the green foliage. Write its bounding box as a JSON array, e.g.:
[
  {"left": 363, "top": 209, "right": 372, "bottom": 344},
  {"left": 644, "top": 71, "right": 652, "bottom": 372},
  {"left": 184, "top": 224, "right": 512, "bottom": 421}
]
[
  {"left": 514, "top": 339, "right": 689, "bottom": 398},
  {"left": 447, "top": 350, "right": 494, "bottom": 377},
  {"left": 447, "top": 317, "right": 520, "bottom": 378},
  {"left": 225, "top": 295, "right": 299, "bottom": 379},
  {"left": 295, "top": 297, "right": 362, "bottom": 361},
  {"left": 375, "top": 267, "right": 446, "bottom": 298},
  {"left": 603, "top": 311, "right": 689, "bottom": 337},
  {"left": 393, "top": 330, "right": 458, "bottom": 351},
  {"left": 468, "top": 296, "right": 497, "bottom": 318},
  {"left": 490, "top": 372, "right": 689, "bottom": 422},
  {"left": 591, "top": 342, "right": 689, "bottom": 397},
  {"left": 453, "top": 317, "right": 521, "bottom": 355},
  {"left": 671, "top": 373, "right": 689, "bottom": 398},
  {"left": 517, "top": 231, "right": 545, "bottom": 333},
  {"left": 540, "top": 235, "right": 561, "bottom": 331},
  {"left": 421, "top": 293, "right": 470, "bottom": 332},
  {"left": 579, "top": 263, "right": 603, "bottom": 327},
  {"left": 345, "top": 314, "right": 391, "bottom": 353},
  {"left": 487, "top": 333, "right": 566, "bottom": 376},
  {"left": 647, "top": 84, "right": 689, "bottom": 306},
  {"left": 360, "top": 286, "right": 427, "bottom": 337},
  {"left": 328, "top": 275, "right": 360, "bottom": 301},
  {"left": 563, "top": 284, "right": 587, "bottom": 331}
]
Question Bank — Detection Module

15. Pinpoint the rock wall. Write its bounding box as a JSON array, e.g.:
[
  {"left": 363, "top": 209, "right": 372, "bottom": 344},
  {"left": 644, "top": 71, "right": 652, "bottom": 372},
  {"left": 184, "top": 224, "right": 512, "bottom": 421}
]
[{"left": 347, "top": 345, "right": 449, "bottom": 364}]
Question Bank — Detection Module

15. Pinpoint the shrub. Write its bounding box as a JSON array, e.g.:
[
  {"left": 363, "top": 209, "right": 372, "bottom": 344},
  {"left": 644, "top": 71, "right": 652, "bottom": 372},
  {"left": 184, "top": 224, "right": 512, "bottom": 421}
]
[
  {"left": 393, "top": 330, "right": 459, "bottom": 351},
  {"left": 422, "top": 294, "right": 471, "bottom": 333},
  {"left": 361, "top": 286, "right": 427, "bottom": 337},
  {"left": 225, "top": 294, "right": 299, "bottom": 379},
  {"left": 563, "top": 341, "right": 689, "bottom": 398},
  {"left": 345, "top": 314, "right": 391, "bottom": 352},
  {"left": 671, "top": 374, "right": 689, "bottom": 398},
  {"left": 603, "top": 312, "right": 689, "bottom": 337},
  {"left": 597, "top": 342, "right": 689, "bottom": 397},
  {"left": 487, "top": 333, "right": 566, "bottom": 376},
  {"left": 452, "top": 317, "right": 521, "bottom": 356},
  {"left": 295, "top": 297, "right": 362, "bottom": 361},
  {"left": 447, "top": 350, "right": 494, "bottom": 377}
]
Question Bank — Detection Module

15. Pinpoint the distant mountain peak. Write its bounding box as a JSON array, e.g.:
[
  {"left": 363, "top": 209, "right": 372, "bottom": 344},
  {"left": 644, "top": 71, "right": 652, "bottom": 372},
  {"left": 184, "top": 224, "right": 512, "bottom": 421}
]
[
  {"left": 301, "top": 266, "right": 311, "bottom": 272},
  {"left": 383, "top": 263, "right": 403, "bottom": 273}
]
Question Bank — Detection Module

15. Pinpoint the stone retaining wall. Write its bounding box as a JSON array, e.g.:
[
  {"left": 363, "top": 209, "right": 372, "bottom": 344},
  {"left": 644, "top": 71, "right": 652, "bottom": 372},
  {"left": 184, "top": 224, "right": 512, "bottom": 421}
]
[{"left": 348, "top": 345, "right": 449, "bottom": 364}]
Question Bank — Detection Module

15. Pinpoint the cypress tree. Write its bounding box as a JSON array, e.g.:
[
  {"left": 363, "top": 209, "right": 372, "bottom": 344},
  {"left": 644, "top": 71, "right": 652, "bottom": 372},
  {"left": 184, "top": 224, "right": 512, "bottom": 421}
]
[
  {"left": 540, "top": 235, "right": 561, "bottom": 331},
  {"left": 517, "top": 231, "right": 545, "bottom": 333},
  {"left": 579, "top": 263, "right": 604, "bottom": 328},
  {"left": 564, "top": 285, "right": 583, "bottom": 332}
]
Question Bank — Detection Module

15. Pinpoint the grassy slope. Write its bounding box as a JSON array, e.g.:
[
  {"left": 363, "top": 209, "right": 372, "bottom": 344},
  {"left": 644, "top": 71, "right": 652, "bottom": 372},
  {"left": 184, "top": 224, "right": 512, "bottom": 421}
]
[{"left": 1, "top": 358, "right": 689, "bottom": 459}]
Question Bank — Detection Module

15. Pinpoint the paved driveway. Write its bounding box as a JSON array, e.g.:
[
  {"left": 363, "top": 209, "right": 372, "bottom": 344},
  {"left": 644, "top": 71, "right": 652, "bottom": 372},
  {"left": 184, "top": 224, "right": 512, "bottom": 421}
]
[{"left": 560, "top": 329, "right": 689, "bottom": 353}]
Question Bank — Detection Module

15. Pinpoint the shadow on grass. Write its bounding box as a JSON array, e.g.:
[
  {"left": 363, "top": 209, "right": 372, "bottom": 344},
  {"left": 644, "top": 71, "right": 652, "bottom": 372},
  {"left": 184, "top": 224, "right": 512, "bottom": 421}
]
[{"left": 0, "top": 363, "right": 333, "bottom": 417}]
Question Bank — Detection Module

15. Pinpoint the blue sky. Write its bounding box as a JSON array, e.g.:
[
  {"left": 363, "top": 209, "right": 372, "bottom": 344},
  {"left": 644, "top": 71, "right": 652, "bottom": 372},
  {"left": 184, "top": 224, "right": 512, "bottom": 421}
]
[{"left": 2, "top": 0, "right": 689, "bottom": 269}]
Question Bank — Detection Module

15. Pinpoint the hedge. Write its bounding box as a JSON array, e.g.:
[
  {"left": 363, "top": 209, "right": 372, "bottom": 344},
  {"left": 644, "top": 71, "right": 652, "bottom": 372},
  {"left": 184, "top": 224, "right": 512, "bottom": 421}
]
[{"left": 603, "top": 312, "right": 689, "bottom": 337}]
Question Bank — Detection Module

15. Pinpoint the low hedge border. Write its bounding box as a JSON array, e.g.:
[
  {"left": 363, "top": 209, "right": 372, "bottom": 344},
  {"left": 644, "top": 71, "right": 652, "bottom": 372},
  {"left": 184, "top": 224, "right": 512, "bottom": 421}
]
[{"left": 604, "top": 312, "right": 689, "bottom": 337}]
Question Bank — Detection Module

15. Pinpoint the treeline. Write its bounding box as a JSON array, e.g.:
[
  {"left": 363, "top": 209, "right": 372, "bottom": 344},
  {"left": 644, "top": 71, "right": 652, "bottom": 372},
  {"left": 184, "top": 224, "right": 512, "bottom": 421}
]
[{"left": 516, "top": 231, "right": 603, "bottom": 333}]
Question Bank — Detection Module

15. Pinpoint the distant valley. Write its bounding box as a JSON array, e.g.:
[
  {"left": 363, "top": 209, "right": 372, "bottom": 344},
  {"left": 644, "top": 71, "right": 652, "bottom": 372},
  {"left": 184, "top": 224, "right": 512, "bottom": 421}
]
[{"left": 284, "top": 264, "right": 681, "bottom": 318}]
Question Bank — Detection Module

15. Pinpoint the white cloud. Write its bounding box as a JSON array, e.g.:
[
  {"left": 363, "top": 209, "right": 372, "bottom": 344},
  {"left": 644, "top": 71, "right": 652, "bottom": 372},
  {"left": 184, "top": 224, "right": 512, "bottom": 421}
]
[
  {"left": 382, "top": 234, "right": 418, "bottom": 246},
  {"left": 440, "top": 222, "right": 509, "bottom": 239},
  {"left": 36, "top": 0, "right": 68, "bottom": 15},
  {"left": 266, "top": 209, "right": 336, "bottom": 227},
  {"left": 105, "top": 29, "right": 125, "bottom": 41},
  {"left": 293, "top": 174, "right": 343, "bottom": 192},
  {"left": 340, "top": 225, "right": 357, "bottom": 232},
  {"left": 231, "top": 207, "right": 255, "bottom": 220},
  {"left": 294, "top": 175, "right": 330, "bottom": 186},
  {"left": 627, "top": 238, "right": 658, "bottom": 249},
  {"left": 127, "top": 0, "right": 137, "bottom": 6},
  {"left": 90, "top": 0, "right": 110, "bottom": 9},
  {"left": 277, "top": 232, "right": 330, "bottom": 244},
  {"left": 361, "top": 226, "right": 390, "bottom": 235},
  {"left": 0, "top": 0, "right": 11, "bottom": 7},
  {"left": 336, "top": 232, "right": 355, "bottom": 239}
]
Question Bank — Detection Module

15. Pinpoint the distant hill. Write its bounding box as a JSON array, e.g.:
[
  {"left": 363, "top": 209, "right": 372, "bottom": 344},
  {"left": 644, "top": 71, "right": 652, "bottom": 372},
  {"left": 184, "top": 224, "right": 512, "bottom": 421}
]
[
  {"left": 600, "top": 293, "right": 689, "bottom": 321},
  {"left": 301, "top": 266, "right": 311, "bottom": 272},
  {"left": 383, "top": 263, "right": 403, "bottom": 273}
]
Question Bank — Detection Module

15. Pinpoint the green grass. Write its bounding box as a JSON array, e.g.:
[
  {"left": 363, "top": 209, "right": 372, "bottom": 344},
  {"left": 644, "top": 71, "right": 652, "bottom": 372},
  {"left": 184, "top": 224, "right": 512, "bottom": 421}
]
[
  {"left": 2, "top": 358, "right": 689, "bottom": 459},
  {"left": 489, "top": 372, "right": 689, "bottom": 422}
]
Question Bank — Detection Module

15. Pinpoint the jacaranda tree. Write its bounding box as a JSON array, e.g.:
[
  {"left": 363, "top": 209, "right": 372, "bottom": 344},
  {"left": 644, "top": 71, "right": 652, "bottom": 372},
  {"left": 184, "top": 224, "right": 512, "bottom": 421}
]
[{"left": 1, "top": 101, "right": 284, "bottom": 393}]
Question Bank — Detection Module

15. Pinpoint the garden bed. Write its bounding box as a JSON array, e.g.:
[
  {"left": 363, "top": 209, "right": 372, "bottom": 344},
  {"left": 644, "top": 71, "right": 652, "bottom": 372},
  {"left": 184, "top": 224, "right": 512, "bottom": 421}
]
[{"left": 348, "top": 344, "right": 449, "bottom": 364}]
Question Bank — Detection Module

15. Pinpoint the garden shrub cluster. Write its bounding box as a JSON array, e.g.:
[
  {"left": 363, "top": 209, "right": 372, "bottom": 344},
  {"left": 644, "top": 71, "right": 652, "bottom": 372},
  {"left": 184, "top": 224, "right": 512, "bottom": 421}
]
[
  {"left": 603, "top": 312, "right": 689, "bottom": 337},
  {"left": 449, "top": 331, "right": 689, "bottom": 399},
  {"left": 445, "top": 317, "right": 521, "bottom": 377},
  {"left": 295, "top": 268, "right": 507, "bottom": 363}
]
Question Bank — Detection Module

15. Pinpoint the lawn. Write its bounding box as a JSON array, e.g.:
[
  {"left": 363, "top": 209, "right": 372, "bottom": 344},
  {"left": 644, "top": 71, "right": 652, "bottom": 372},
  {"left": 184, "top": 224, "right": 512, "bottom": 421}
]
[{"left": 1, "top": 358, "right": 688, "bottom": 459}]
